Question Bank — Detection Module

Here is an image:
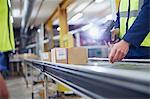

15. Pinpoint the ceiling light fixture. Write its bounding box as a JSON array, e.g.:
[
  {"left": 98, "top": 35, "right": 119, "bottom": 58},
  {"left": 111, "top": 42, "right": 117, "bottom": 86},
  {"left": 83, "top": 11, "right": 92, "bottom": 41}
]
[
  {"left": 70, "top": 12, "right": 83, "bottom": 22},
  {"left": 81, "top": 23, "right": 94, "bottom": 31},
  {"left": 12, "top": 9, "right": 21, "bottom": 17},
  {"left": 87, "top": 25, "right": 100, "bottom": 40},
  {"left": 95, "top": 0, "right": 104, "bottom": 3},
  {"left": 37, "top": 29, "right": 41, "bottom": 33},
  {"left": 57, "top": 27, "right": 61, "bottom": 31},
  {"left": 74, "top": 3, "right": 89, "bottom": 13}
]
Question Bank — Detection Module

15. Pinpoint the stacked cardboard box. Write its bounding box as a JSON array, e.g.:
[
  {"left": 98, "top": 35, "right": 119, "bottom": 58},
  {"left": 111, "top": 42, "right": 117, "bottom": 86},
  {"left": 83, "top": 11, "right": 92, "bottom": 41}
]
[
  {"left": 51, "top": 48, "right": 67, "bottom": 64},
  {"left": 51, "top": 47, "right": 88, "bottom": 65},
  {"left": 41, "top": 52, "right": 51, "bottom": 62},
  {"left": 18, "top": 53, "right": 39, "bottom": 59},
  {"left": 68, "top": 47, "right": 88, "bottom": 65}
]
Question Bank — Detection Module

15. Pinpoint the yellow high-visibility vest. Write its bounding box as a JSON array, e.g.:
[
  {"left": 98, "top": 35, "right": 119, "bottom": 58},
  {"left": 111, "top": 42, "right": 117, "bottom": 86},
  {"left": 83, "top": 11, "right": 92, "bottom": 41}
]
[
  {"left": 0, "top": 0, "right": 15, "bottom": 52},
  {"left": 119, "top": 0, "right": 150, "bottom": 46}
]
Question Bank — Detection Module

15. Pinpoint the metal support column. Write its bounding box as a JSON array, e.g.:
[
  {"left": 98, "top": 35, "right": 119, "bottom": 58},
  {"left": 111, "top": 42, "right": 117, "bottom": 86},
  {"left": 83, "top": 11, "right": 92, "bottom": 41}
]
[
  {"left": 58, "top": 7, "right": 69, "bottom": 47},
  {"left": 31, "top": 65, "right": 34, "bottom": 99},
  {"left": 46, "top": 20, "right": 54, "bottom": 50},
  {"left": 44, "top": 75, "right": 48, "bottom": 99},
  {"left": 36, "top": 30, "right": 40, "bottom": 56},
  {"left": 39, "top": 23, "right": 44, "bottom": 56},
  {"left": 76, "top": 32, "right": 80, "bottom": 47},
  {"left": 36, "top": 23, "right": 44, "bottom": 56}
]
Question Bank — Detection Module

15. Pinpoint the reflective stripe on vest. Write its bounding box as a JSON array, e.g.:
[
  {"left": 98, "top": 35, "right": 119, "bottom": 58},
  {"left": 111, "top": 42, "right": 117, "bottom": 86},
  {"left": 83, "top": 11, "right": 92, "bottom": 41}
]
[{"left": 119, "top": 0, "right": 150, "bottom": 47}]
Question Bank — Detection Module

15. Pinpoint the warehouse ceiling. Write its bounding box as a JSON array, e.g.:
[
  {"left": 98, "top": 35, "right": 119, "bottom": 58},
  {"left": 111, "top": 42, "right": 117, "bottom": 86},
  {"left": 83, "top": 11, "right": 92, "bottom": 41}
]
[
  {"left": 11, "top": 0, "right": 112, "bottom": 28},
  {"left": 11, "top": 0, "right": 23, "bottom": 28},
  {"left": 67, "top": 0, "right": 112, "bottom": 25},
  {"left": 11, "top": 0, "right": 62, "bottom": 28}
]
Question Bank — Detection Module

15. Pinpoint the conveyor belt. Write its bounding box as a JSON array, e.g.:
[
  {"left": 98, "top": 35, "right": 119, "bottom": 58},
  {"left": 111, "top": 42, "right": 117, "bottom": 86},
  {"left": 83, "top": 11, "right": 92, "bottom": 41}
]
[
  {"left": 25, "top": 59, "right": 150, "bottom": 99},
  {"left": 88, "top": 61, "right": 150, "bottom": 72},
  {"left": 88, "top": 58, "right": 150, "bottom": 63}
]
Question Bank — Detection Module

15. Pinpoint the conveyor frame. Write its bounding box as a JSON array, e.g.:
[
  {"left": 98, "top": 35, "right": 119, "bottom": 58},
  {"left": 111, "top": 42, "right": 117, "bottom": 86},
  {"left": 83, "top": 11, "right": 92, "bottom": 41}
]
[{"left": 24, "top": 59, "right": 150, "bottom": 99}]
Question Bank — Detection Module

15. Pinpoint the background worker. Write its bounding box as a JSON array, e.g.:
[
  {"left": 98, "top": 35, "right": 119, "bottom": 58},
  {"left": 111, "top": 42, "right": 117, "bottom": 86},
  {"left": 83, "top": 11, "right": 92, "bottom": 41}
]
[
  {"left": 109, "top": 0, "right": 150, "bottom": 63},
  {"left": 0, "top": 0, "right": 15, "bottom": 98}
]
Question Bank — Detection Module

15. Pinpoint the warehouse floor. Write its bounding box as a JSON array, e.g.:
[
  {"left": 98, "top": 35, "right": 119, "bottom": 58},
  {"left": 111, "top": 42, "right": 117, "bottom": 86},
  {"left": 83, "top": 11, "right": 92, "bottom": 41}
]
[
  {"left": 6, "top": 77, "right": 33, "bottom": 99},
  {"left": 6, "top": 77, "right": 82, "bottom": 99}
]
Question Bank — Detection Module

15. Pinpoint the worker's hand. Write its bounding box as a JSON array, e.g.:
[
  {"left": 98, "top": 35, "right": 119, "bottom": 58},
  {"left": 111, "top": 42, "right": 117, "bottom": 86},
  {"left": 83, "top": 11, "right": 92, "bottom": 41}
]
[
  {"left": 111, "top": 28, "right": 120, "bottom": 42},
  {"left": 109, "top": 40, "right": 129, "bottom": 63},
  {"left": 0, "top": 74, "right": 9, "bottom": 99}
]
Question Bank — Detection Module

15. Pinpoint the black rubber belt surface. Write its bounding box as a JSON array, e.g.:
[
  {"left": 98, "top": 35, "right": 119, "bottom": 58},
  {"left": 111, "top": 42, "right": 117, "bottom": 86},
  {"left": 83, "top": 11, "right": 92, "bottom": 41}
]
[{"left": 25, "top": 60, "right": 150, "bottom": 99}]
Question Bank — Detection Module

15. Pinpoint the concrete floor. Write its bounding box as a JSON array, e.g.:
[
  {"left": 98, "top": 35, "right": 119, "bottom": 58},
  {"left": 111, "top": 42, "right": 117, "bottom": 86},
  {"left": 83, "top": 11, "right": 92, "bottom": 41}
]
[
  {"left": 6, "top": 77, "right": 32, "bottom": 99},
  {"left": 6, "top": 77, "right": 83, "bottom": 99}
]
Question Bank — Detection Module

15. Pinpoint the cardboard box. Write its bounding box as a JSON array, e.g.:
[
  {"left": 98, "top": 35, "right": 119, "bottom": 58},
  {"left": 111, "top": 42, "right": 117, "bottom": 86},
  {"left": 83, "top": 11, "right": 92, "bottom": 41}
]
[
  {"left": 68, "top": 47, "right": 88, "bottom": 65},
  {"left": 51, "top": 48, "right": 67, "bottom": 64},
  {"left": 19, "top": 53, "right": 39, "bottom": 59},
  {"left": 51, "top": 47, "right": 88, "bottom": 64},
  {"left": 41, "top": 52, "right": 51, "bottom": 62}
]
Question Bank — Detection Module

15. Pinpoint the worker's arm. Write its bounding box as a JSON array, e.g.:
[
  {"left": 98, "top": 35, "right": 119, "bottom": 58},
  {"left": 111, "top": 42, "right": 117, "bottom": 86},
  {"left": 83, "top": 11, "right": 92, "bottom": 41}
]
[
  {"left": 123, "top": 0, "right": 149, "bottom": 47},
  {"left": 0, "top": 73, "right": 9, "bottom": 99},
  {"left": 109, "top": 0, "right": 149, "bottom": 63}
]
